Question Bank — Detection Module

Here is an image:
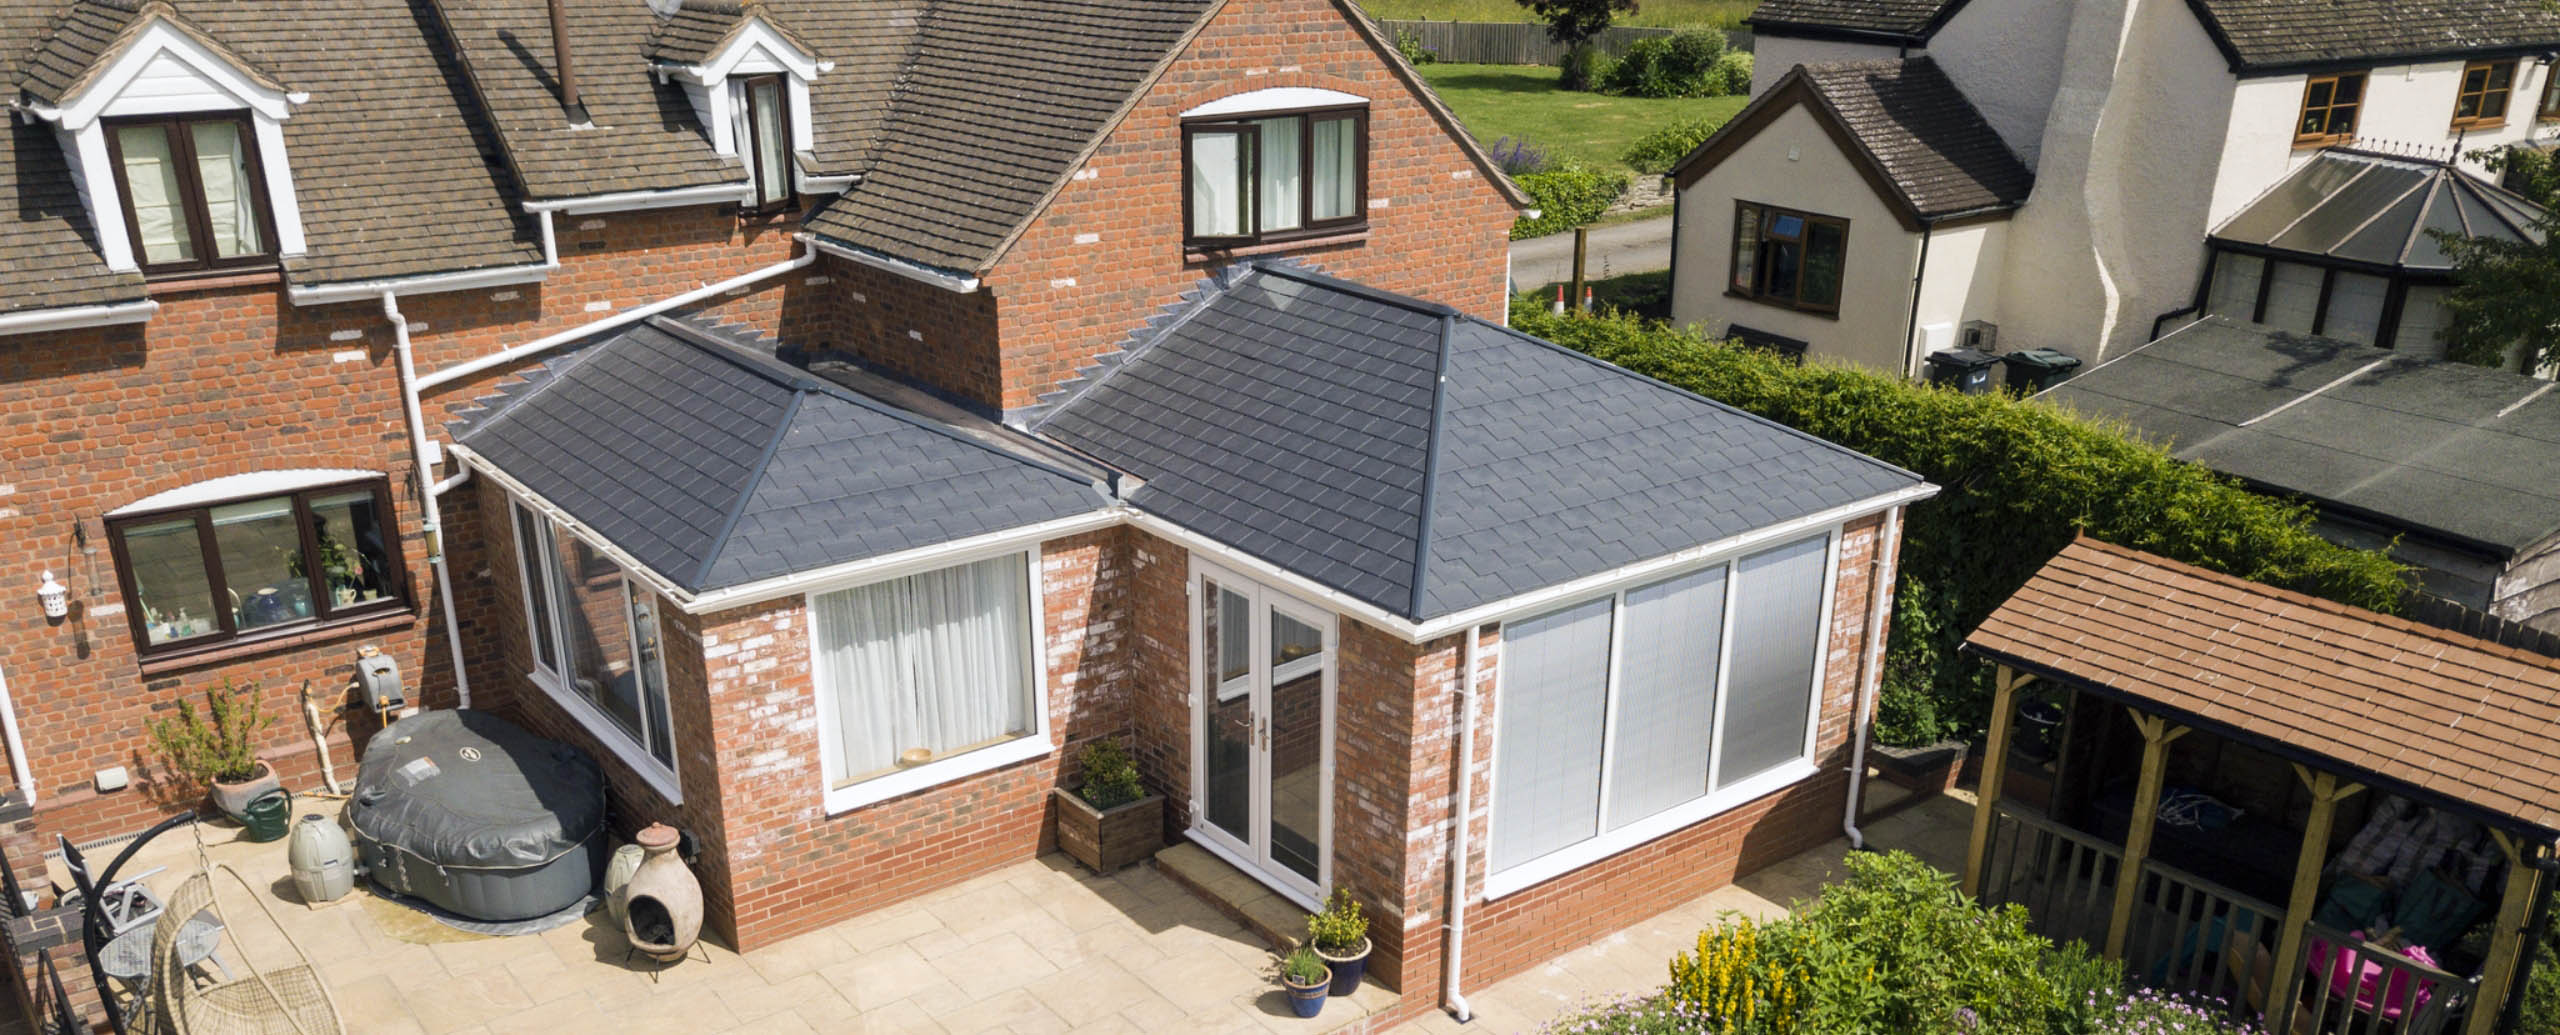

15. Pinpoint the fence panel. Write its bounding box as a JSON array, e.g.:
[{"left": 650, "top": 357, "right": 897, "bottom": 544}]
[
  {"left": 1380, "top": 20, "right": 1753, "bottom": 65},
  {"left": 2409, "top": 594, "right": 2560, "bottom": 660}
]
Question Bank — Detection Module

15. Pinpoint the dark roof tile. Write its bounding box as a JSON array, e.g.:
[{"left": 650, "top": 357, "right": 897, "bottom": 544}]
[{"left": 2191, "top": 0, "right": 2560, "bottom": 71}]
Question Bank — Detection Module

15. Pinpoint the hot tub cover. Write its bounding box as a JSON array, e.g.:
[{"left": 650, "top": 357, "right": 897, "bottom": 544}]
[{"left": 348, "top": 710, "right": 604, "bottom": 870}]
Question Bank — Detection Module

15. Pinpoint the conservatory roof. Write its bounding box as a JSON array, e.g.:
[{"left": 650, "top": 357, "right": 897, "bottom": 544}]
[{"left": 2211, "top": 150, "right": 2547, "bottom": 274}]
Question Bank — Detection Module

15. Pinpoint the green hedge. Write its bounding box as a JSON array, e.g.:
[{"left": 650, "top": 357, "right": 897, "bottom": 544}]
[
  {"left": 1511, "top": 301, "right": 2410, "bottom": 744},
  {"left": 1600, "top": 30, "right": 1749, "bottom": 98},
  {"left": 1621, "top": 114, "right": 1724, "bottom": 174},
  {"left": 1510, "top": 163, "right": 1630, "bottom": 239}
]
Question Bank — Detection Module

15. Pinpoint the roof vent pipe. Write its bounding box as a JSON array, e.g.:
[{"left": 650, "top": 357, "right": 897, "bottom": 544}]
[{"left": 547, "top": 0, "right": 588, "bottom": 124}]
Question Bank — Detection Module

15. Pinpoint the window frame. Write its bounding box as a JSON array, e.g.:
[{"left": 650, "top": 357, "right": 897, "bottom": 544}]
[
  {"left": 803, "top": 543, "right": 1052, "bottom": 816},
  {"left": 1726, "top": 200, "right": 1850, "bottom": 316},
  {"left": 2453, "top": 59, "right": 2519, "bottom": 130},
  {"left": 508, "top": 499, "right": 682, "bottom": 804},
  {"left": 1179, "top": 105, "right": 1369, "bottom": 250},
  {"left": 737, "top": 73, "right": 796, "bottom": 215},
  {"left": 1480, "top": 528, "right": 1842, "bottom": 900},
  {"left": 2294, "top": 71, "right": 2368, "bottom": 146},
  {"left": 2541, "top": 61, "right": 2560, "bottom": 123},
  {"left": 105, "top": 478, "right": 410, "bottom": 660},
  {"left": 99, "top": 110, "right": 280, "bottom": 277}
]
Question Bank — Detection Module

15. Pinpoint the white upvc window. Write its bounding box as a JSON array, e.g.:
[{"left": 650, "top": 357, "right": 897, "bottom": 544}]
[
  {"left": 807, "top": 547, "right": 1050, "bottom": 814},
  {"left": 510, "top": 500, "right": 681, "bottom": 803},
  {"left": 1484, "top": 531, "right": 1838, "bottom": 898}
]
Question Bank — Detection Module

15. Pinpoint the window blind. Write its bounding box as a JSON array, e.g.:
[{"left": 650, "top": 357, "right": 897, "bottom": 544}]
[
  {"left": 1490, "top": 596, "right": 1612, "bottom": 872},
  {"left": 1605, "top": 566, "right": 1725, "bottom": 830},
  {"left": 1717, "top": 537, "right": 1827, "bottom": 786}
]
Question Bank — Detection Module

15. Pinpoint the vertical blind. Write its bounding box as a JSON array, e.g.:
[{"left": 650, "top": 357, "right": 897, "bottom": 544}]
[
  {"left": 1717, "top": 536, "right": 1828, "bottom": 786},
  {"left": 1606, "top": 565, "right": 1726, "bottom": 830},
  {"left": 1489, "top": 596, "right": 1612, "bottom": 872},
  {"left": 812, "top": 553, "right": 1035, "bottom": 786}
]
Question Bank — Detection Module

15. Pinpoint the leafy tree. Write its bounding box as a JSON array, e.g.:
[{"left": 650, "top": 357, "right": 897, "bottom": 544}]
[
  {"left": 1516, "top": 0, "right": 1638, "bottom": 47},
  {"left": 2432, "top": 145, "right": 2560, "bottom": 372}
]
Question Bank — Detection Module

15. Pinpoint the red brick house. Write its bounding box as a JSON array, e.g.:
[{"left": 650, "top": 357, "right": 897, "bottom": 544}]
[{"left": 0, "top": 0, "right": 1930, "bottom": 1023}]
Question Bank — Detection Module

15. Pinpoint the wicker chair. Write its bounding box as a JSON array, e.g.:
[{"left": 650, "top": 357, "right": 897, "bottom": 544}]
[{"left": 139, "top": 867, "right": 342, "bottom": 1035}]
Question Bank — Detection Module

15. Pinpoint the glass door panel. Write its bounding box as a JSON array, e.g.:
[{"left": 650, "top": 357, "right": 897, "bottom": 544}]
[
  {"left": 1192, "top": 566, "right": 1334, "bottom": 902},
  {"left": 1267, "top": 606, "right": 1326, "bottom": 884},
  {"left": 1201, "top": 579, "right": 1255, "bottom": 847}
]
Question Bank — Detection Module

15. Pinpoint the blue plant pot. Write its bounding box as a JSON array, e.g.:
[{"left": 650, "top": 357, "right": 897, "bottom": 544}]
[
  {"left": 1285, "top": 978, "right": 1328, "bottom": 1018},
  {"left": 1318, "top": 938, "right": 1370, "bottom": 996}
]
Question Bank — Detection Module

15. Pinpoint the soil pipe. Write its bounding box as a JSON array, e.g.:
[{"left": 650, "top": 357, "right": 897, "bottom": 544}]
[{"left": 548, "top": 0, "right": 584, "bottom": 122}]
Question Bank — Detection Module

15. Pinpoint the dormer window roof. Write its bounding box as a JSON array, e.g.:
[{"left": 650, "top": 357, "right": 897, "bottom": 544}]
[
  {"left": 648, "top": 0, "right": 829, "bottom": 206},
  {"left": 647, "top": 1, "right": 824, "bottom": 83}
]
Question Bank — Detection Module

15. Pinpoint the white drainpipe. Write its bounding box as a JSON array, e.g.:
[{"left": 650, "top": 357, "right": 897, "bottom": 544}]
[
  {"left": 1443, "top": 623, "right": 1487, "bottom": 1022},
  {"left": 0, "top": 662, "right": 34, "bottom": 805},
  {"left": 383, "top": 291, "right": 473, "bottom": 710},
  {"left": 1841, "top": 505, "right": 1905, "bottom": 850},
  {"left": 416, "top": 246, "right": 816, "bottom": 392}
]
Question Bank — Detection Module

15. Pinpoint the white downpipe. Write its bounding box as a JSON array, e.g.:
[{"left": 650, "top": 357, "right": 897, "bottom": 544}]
[
  {"left": 415, "top": 247, "right": 814, "bottom": 391},
  {"left": 0, "top": 662, "right": 35, "bottom": 805},
  {"left": 1442, "top": 624, "right": 1486, "bottom": 1022},
  {"left": 1841, "top": 505, "right": 1904, "bottom": 850},
  {"left": 384, "top": 291, "right": 474, "bottom": 710},
  {"left": 432, "top": 466, "right": 472, "bottom": 496}
]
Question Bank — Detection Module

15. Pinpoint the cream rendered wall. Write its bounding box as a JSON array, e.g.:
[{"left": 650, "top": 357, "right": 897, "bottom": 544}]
[
  {"left": 1671, "top": 104, "right": 1922, "bottom": 374},
  {"left": 1749, "top": 36, "right": 1903, "bottom": 97},
  {"left": 1925, "top": 0, "right": 2074, "bottom": 168},
  {"left": 1908, "top": 220, "right": 2008, "bottom": 367},
  {"left": 2209, "top": 59, "right": 2560, "bottom": 225}
]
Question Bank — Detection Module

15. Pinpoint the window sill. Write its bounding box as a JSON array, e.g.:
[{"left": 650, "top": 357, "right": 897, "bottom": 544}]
[
  {"left": 1725, "top": 290, "right": 1841, "bottom": 321},
  {"left": 1186, "top": 229, "right": 1369, "bottom": 264},
  {"left": 143, "top": 266, "right": 286, "bottom": 297},
  {"left": 2450, "top": 118, "right": 2512, "bottom": 132},
  {"left": 526, "top": 669, "right": 684, "bottom": 806},
  {"left": 136, "top": 609, "right": 416, "bottom": 677},
  {"left": 1481, "top": 757, "right": 1822, "bottom": 902},
  {"left": 820, "top": 734, "right": 1052, "bottom": 815}
]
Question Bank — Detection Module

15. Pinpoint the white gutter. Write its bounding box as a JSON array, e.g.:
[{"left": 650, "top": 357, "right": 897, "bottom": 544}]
[
  {"left": 417, "top": 247, "right": 815, "bottom": 391},
  {"left": 0, "top": 661, "right": 35, "bottom": 806},
  {"left": 521, "top": 183, "right": 752, "bottom": 215},
  {"left": 290, "top": 259, "right": 553, "bottom": 306},
  {"left": 0, "top": 298, "right": 158, "bottom": 335},
  {"left": 1841, "top": 503, "right": 1904, "bottom": 850},
  {"left": 432, "top": 466, "right": 472, "bottom": 495},
  {"left": 799, "top": 233, "right": 981, "bottom": 294},
  {"left": 797, "top": 171, "right": 859, "bottom": 194},
  {"left": 383, "top": 291, "right": 474, "bottom": 709},
  {"left": 1442, "top": 624, "right": 1486, "bottom": 1022}
]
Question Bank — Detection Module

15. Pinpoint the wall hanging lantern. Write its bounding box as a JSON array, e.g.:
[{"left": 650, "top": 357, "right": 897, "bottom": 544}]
[{"left": 37, "top": 571, "right": 67, "bottom": 619}]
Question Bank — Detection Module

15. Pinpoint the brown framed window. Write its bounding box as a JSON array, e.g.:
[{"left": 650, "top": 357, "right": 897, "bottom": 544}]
[
  {"left": 1729, "top": 201, "right": 1848, "bottom": 314},
  {"left": 107, "top": 480, "right": 409, "bottom": 658},
  {"left": 103, "top": 111, "right": 278, "bottom": 276},
  {"left": 1182, "top": 107, "right": 1367, "bottom": 248},
  {"left": 2454, "top": 60, "right": 2518, "bottom": 128},
  {"left": 737, "top": 75, "right": 794, "bottom": 214},
  {"left": 2538, "top": 62, "right": 2560, "bottom": 122},
  {"left": 2295, "top": 72, "right": 2366, "bottom": 144}
]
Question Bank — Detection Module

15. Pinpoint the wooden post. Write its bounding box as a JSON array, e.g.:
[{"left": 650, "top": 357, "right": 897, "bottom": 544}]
[
  {"left": 2103, "top": 711, "right": 2188, "bottom": 959},
  {"left": 2266, "top": 765, "right": 2363, "bottom": 1032},
  {"left": 2464, "top": 830, "right": 2546, "bottom": 1035},
  {"left": 1568, "top": 226, "right": 1589, "bottom": 314},
  {"left": 1962, "top": 666, "right": 2032, "bottom": 899}
]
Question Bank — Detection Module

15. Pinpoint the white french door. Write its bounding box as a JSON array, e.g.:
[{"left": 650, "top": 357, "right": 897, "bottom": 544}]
[{"left": 1189, "top": 560, "right": 1335, "bottom": 907}]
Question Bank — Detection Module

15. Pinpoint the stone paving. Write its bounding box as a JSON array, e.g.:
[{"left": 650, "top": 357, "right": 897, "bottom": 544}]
[{"left": 84, "top": 790, "right": 1974, "bottom": 1034}]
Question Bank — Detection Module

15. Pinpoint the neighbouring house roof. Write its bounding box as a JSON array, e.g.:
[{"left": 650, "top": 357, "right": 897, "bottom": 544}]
[
  {"left": 0, "top": 119, "right": 144, "bottom": 316},
  {"left": 643, "top": 0, "right": 815, "bottom": 68},
  {"left": 2186, "top": 0, "right": 2560, "bottom": 74},
  {"left": 2042, "top": 316, "right": 2560, "bottom": 559},
  {"left": 2212, "top": 150, "right": 2547, "bottom": 275},
  {"left": 1966, "top": 536, "right": 2560, "bottom": 836},
  {"left": 450, "top": 316, "right": 1108, "bottom": 594},
  {"left": 1032, "top": 262, "right": 1928, "bottom": 621},
  {"left": 17, "top": 0, "right": 288, "bottom": 106},
  {"left": 1746, "top": 0, "right": 1967, "bottom": 45},
  {"left": 1670, "top": 58, "right": 2033, "bottom": 229}
]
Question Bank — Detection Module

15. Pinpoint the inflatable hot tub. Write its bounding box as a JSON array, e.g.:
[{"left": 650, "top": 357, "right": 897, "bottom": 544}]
[{"left": 347, "top": 710, "right": 606, "bottom": 922}]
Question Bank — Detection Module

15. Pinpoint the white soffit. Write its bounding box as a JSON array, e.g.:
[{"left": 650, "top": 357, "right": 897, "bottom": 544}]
[
  {"left": 1181, "top": 87, "right": 1367, "bottom": 119},
  {"left": 111, "top": 469, "right": 382, "bottom": 515}
]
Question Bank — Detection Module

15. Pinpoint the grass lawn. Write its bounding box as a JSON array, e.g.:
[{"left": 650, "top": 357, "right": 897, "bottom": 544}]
[
  {"left": 1417, "top": 63, "right": 1747, "bottom": 176},
  {"left": 1361, "top": 0, "right": 1756, "bottom": 29}
]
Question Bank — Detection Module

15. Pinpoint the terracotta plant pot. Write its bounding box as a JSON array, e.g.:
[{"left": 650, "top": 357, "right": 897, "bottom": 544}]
[
  {"left": 207, "top": 760, "right": 281, "bottom": 820},
  {"left": 1283, "top": 972, "right": 1329, "bottom": 1018},
  {"left": 1052, "top": 787, "right": 1163, "bottom": 874},
  {"left": 1316, "top": 936, "right": 1370, "bottom": 996}
]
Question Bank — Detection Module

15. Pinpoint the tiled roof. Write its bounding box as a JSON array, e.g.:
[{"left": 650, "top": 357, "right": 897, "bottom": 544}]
[
  {"left": 645, "top": 0, "right": 742, "bottom": 67},
  {"left": 2212, "top": 150, "right": 2546, "bottom": 273},
  {"left": 452, "top": 317, "right": 1106, "bottom": 593},
  {"left": 1966, "top": 537, "right": 2560, "bottom": 835},
  {"left": 2041, "top": 316, "right": 2560, "bottom": 557},
  {"left": 803, "top": 0, "right": 1217, "bottom": 276},
  {"left": 1747, "top": 0, "right": 1963, "bottom": 41},
  {"left": 2188, "top": 0, "right": 2560, "bottom": 72},
  {"left": 1033, "top": 262, "right": 1926, "bottom": 621},
  {"left": 1672, "top": 58, "right": 2032, "bottom": 222}
]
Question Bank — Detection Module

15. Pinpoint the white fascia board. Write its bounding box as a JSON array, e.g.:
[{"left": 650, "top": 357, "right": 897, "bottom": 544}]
[
  {"left": 0, "top": 299, "right": 157, "bottom": 336},
  {"left": 1181, "top": 86, "right": 1368, "bottom": 118},
  {"left": 57, "top": 21, "right": 294, "bottom": 130},
  {"left": 699, "top": 22, "right": 823, "bottom": 81},
  {"left": 62, "top": 125, "right": 134, "bottom": 271},
  {"left": 520, "top": 183, "right": 751, "bottom": 215},
  {"left": 286, "top": 260, "right": 556, "bottom": 306},
  {"left": 799, "top": 233, "right": 980, "bottom": 293},
  {"left": 250, "top": 116, "right": 306, "bottom": 256},
  {"left": 680, "top": 509, "right": 1123, "bottom": 615}
]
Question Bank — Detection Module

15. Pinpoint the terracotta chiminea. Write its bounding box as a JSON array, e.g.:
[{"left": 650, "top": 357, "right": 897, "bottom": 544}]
[{"left": 618, "top": 823, "right": 701, "bottom": 963}]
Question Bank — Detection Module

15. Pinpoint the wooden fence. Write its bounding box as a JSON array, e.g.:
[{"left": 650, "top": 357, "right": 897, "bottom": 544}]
[
  {"left": 1379, "top": 20, "right": 1753, "bottom": 65},
  {"left": 2410, "top": 593, "right": 2560, "bottom": 659}
]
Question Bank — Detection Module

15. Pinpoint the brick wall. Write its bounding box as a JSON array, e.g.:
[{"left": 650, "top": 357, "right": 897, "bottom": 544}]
[{"left": 805, "top": 255, "right": 1002, "bottom": 412}]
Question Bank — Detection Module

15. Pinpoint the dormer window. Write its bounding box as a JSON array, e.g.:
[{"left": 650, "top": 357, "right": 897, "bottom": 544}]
[
  {"left": 737, "top": 75, "right": 793, "bottom": 213},
  {"left": 648, "top": 2, "right": 827, "bottom": 206},
  {"left": 106, "top": 112, "right": 278, "bottom": 273},
  {"left": 1180, "top": 88, "right": 1370, "bottom": 250}
]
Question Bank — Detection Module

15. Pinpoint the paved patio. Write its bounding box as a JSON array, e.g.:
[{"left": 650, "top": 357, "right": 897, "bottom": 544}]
[{"left": 76, "top": 790, "right": 1972, "bottom": 1034}]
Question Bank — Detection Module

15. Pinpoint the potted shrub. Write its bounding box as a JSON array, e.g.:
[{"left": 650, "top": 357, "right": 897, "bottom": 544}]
[
  {"left": 1308, "top": 886, "right": 1370, "bottom": 996},
  {"left": 1051, "top": 738, "right": 1162, "bottom": 874},
  {"left": 1278, "top": 946, "right": 1330, "bottom": 1019},
  {"left": 148, "top": 679, "right": 279, "bottom": 819}
]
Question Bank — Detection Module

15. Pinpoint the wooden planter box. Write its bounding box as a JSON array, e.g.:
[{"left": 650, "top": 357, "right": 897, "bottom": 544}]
[{"left": 1052, "top": 788, "right": 1164, "bottom": 874}]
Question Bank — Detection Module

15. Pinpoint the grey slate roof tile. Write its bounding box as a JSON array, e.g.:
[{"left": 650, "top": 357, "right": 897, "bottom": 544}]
[
  {"left": 1036, "top": 262, "right": 1924, "bottom": 621},
  {"left": 455, "top": 317, "right": 1105, "bottom": 593}
]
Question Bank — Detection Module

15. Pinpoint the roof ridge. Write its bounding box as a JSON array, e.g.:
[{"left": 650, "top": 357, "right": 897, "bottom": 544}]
[
  {"left": 1408, "top": 311, "right": 1455, "bottom": 619},
  {"left": 698, "top": 390, "right": 803, "bottom": 588}
]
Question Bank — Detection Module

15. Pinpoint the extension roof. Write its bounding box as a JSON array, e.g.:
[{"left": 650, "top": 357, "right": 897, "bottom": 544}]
[
  {"left": 2042, "top": 316, "right": 2560, "bottom": 559},
  {"left": 450, "top": 317, "right": 1108, "bottom": 595},
  {"left": 1966, "top": 536, "right": 2560, "bottom": 837},
  {"left": 2185, "top": 0, "right": 2560, "bottom": 74},
  {"left": 1671, "top": 58, "right": 2033, "bottom": 228},
  {"left": 2212, "top": 150, "right": 2547, "bottom": 275},
  {"left": 1746, "top": 0, "right": 1967, "bottom": 45},
  {"left": 1032, "top": 262, "right": 1928, "bottom": 621}
]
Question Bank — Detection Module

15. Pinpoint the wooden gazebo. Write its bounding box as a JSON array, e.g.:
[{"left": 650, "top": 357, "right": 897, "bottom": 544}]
[{"left": 1960, "top": 538, "right": 2560, "bottom": 1035}]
